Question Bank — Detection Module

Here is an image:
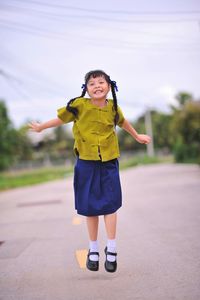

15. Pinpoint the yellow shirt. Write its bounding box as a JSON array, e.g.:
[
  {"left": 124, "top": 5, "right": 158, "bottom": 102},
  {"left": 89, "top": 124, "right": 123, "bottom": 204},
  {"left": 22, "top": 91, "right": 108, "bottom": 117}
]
[{"left": 57, "top": 97, "right": 125, "bottom": 162}]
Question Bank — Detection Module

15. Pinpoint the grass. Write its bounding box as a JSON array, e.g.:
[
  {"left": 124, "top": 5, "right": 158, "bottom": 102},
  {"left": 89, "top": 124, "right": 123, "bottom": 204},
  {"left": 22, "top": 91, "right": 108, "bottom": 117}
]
[
  {"left": 0, "top": 166, "right": 73, "bottom": 191},
  {"left": 0, "top": 155, "right": 173, "bottom": 191},
  {"left": 119, "top": 155, "right": 172, "bottom": 170}
]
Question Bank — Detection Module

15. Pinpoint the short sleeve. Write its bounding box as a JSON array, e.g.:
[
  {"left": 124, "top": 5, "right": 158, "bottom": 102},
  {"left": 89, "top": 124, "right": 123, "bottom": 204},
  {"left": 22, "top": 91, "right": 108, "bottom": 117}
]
[
  {"left": 117, "top": 105, "right": 125, "bottom": 127},
  {"left": 57, "top": 107, "right": 75, "bottom": 123},
  {"left": 57, "top": 98, "right": 83, "bottom": 124}
]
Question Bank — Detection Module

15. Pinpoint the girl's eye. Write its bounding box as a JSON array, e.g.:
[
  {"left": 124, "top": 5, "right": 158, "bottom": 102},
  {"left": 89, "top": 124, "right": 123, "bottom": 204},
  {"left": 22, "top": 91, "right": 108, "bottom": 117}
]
[{"left": 88, "top": 81, "right": 105, "bottom": 86}]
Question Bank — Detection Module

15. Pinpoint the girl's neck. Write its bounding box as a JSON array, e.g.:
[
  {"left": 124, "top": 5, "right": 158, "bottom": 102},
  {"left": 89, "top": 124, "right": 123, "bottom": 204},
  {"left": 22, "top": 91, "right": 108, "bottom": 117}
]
[{"left": 90, "top": 98, "right": 108, "bottom": 108}]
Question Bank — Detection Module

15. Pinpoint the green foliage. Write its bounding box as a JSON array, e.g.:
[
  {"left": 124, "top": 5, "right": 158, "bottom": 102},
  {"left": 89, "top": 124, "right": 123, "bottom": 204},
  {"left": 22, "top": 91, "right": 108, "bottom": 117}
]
[
  {"left": 34, "top": 125, "right": 74, "bottom": 163},
  {"left": 13, "top": 126, "right": 33, "bottom": 162},
  {"left": 0, "top": 101, "right": 33, "bottom": 170},
  {"left": 0, "top": 100, "right": 17, "bottom": 170},
  {"left": 118, "top": 110, "right": 172, "bottom": 153},
  {"left": 171, "top": 99, "right": 200, "bottom": 163},
  {"left": 119, "top": 155, "right": 164, "bottom": 169},
  {"left": 118, "top": 92, "right": 199, "bottom": 163},
  {"left": 150, "top": 111, "right": 172, "bottom": 150},
  {"left": 173, "top": 138, "right": 199, "bottom": 163},
  {"left": 0, "top": 166, "right": 73, "bottom": 190},
  {"left": 118, "top": 115, "right": 145, "bottom": 152},
  {"left": 175, "top": 92, "right": 193, "bottom": 107}
]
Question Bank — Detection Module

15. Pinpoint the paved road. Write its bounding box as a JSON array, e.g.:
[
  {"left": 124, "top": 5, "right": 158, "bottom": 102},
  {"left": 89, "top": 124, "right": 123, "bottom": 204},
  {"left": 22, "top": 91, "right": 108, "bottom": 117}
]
[{"left": 0, "top": 164, "right": 200, "bottom": 300}]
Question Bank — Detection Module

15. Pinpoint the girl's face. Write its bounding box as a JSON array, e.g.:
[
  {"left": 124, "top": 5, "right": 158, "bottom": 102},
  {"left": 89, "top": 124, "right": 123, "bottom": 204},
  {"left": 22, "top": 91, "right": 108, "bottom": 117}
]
[{"left": 86, "top": 76, "right": 110, "bottom": 101}]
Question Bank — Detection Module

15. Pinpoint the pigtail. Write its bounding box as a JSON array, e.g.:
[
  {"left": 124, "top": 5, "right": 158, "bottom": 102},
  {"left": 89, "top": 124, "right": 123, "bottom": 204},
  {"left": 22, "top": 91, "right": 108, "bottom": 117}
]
[
  {"left": 110, "top": 81, "right": 119, "bottom": 126},
  {"left": 66, "top": 86, "right": 87, "bottom": 117}
]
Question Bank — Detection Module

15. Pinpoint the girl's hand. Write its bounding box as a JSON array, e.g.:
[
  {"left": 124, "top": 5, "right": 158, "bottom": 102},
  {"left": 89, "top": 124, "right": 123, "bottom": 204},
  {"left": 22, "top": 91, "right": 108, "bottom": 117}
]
[
  {"left": 28, "top": 121, "right": 42, "bottom": 132},
  {"left": 136, "top": 134, "right": 151, "bottom": 144}
]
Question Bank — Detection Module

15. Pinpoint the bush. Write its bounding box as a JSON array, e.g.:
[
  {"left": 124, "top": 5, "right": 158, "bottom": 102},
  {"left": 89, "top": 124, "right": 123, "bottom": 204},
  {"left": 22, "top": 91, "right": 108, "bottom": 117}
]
[{"left": 174, "top": 140, "right": 200, "bottom": 163}]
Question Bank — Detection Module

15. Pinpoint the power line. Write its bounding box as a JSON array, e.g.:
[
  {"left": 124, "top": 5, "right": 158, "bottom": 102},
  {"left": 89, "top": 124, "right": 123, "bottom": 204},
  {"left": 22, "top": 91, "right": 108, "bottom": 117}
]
[
  {"left": 1, "top": 22, "right": 200, "bottom": 55},
  {"left": 0, "top": 64, "right": 68, "bottom": 99},
  {"left": 1, "top": 9, "right": 200, "bottom": 44},
  {"left": 1, "top": 3, "right": 200, "bottom": 24},
  {"left": 1, "top": 23, "right": 200, "bottom": 56},
  {"left": 5, "top": 0, "right": 200, "bottom": 16},
  {"left": 0, "top": 69, "right": 32, "bottom": 99},
  {"left": 0, "top": 20, "right": 68, "bottom": 40}
]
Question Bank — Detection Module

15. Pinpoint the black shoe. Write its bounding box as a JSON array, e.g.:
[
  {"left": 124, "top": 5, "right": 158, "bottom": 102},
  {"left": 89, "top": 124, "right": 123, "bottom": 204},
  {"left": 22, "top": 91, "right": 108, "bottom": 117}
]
[
  {"left": 86, "top": 250, "right": 99, "bottom": 271},
  {"left": 104, "top": 247, "right": 117, "bottom": 273}
]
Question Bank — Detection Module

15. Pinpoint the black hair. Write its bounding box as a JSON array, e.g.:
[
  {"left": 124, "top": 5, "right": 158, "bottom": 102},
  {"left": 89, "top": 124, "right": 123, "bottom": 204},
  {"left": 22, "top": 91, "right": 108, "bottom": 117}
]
[{"left": 66, "top": 69, "right": 119, "bottom": 126}]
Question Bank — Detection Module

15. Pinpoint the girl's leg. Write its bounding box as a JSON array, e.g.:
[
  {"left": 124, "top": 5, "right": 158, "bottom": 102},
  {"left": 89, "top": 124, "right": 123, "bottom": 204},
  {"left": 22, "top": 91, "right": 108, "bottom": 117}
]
[
  {"left": 104, "top": 212, "right": 117, "bottom": 239},
  {"left": 104, "top": 212, "right": 117, "bottom": 262},
  {"left": 86, "top": 216, "right": 99, "bottom": 240},
  {"left": 86, "top": 216, "right": 99, "bottom": 261}
]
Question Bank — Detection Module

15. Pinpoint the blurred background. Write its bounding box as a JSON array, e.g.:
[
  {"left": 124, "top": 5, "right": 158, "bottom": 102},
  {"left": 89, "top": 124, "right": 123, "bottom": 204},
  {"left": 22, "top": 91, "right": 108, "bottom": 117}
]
[{"left": 0, "top": 0, "right": 200, "bottom": 189}]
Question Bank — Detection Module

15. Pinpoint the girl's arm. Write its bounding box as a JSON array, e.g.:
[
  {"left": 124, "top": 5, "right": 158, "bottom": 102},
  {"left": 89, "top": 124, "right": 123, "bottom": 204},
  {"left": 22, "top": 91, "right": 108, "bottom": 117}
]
[
  {"left": 28, "top": 118, "right": 64, "bottom": 132},
  {"left": 121, "top": 119, "right": 151, "bottom": 144}
]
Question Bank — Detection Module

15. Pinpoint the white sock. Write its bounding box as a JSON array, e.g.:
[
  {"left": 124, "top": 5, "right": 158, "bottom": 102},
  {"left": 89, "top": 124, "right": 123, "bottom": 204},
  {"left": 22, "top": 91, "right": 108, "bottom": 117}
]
[
  {"left": 107, "top": 239, "right": 117, "bottom": 262},
  {"left": 89, "top": 240, "right": 99, "bottom": 261}
]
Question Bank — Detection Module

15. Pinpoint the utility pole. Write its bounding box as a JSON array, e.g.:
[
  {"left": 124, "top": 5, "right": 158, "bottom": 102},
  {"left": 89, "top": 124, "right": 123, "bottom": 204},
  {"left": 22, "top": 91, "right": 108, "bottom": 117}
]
[{"left": 145, "top": 108, "right": 155, "bottom": 157}]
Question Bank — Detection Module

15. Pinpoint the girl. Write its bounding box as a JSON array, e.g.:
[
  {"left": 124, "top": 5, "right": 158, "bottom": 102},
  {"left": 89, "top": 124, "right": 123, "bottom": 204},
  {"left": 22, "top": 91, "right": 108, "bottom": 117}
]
[{"left": 29, "top": 70, "right": 151, "bottom": 273}]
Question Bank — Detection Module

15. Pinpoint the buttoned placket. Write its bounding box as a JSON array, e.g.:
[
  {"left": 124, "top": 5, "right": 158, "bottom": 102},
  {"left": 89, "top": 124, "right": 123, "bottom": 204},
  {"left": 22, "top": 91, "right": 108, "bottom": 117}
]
[{"left": 97, "top": 108, "right": 101, "bottom": 159}]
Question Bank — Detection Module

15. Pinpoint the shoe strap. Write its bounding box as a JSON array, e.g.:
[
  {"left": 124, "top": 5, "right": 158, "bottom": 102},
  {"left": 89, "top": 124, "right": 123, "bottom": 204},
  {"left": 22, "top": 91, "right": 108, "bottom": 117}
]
[
  {"left": 88, "top": 251, "right": 99, "bottom": 256},
  {"left": 106, "top": 251, "right": 117, "bottom": 256}
]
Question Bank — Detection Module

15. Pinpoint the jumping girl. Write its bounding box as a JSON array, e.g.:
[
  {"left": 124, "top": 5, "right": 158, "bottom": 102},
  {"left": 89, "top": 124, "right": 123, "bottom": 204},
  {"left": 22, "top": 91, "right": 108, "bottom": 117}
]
[{"left": 29, "top": 69, "right": 151, "bottom": 273}]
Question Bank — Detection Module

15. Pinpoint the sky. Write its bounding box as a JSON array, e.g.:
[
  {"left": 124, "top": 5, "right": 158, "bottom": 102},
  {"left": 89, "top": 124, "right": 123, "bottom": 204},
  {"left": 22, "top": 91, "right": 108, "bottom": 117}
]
[{"left": 0, "top": 0, "right": 200, "bottom": 128}]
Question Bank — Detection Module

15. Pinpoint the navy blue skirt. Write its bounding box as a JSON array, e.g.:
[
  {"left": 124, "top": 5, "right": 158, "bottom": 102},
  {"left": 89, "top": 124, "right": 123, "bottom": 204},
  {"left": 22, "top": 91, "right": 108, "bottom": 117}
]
[{"left": 73, "top": 158, "right": 122, "bottom": 216}]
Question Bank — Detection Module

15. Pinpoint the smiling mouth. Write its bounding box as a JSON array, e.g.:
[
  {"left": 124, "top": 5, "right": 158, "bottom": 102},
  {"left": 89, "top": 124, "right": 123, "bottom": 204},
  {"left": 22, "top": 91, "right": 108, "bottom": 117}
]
[{"left": 94, "top": 90, "right": 103, "bottom": 94}]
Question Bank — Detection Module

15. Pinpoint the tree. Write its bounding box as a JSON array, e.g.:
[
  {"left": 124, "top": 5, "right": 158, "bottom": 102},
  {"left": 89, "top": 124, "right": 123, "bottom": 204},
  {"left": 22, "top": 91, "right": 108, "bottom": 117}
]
[
  {"left": 170, "top": 93, "right": 200, "bottom": 163},
  {"left": 118, "top": 110, "right": 172, "bottom": 154},
  {"left": 15, "top": 125, "right": 33, "bottom": 162},
  {"left": 118, "top": 117, "right": 145, "bottom": 153},
  {"left": 52, "top": 125, "right": 74, "bottom": 160},
  {"left": 175, "top": 92, "right": 193, "bottom": 107},
  {"left": 150, "top": 111, "right": 172, "bottom": 152},
  {"left": 0, "top": 100, "right": 18, "bottom": 170},
  {"left": 0, "top": 101, "right": 34, "bottom": 170}
]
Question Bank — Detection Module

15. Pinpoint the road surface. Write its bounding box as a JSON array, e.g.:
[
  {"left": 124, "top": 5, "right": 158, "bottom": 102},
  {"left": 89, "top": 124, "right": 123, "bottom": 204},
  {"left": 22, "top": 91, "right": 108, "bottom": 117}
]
[{"left": 0, "top": 163, "right": 200, "bottom": 300}]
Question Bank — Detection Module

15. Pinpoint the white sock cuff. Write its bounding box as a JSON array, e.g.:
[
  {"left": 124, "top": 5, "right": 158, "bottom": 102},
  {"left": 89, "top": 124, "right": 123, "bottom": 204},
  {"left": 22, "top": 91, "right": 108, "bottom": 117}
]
[
  {"left": 107, "top": 239, "right": 116, "bottom": 251},
  {"left": 89, "top": 240, "right": 98, "bottom": 252}
]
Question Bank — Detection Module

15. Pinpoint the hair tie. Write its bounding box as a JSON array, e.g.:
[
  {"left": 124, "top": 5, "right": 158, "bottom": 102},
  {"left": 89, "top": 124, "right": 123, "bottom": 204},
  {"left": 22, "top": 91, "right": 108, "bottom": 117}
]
[
  {"left": 111, "top": 80, "right": 118, "bottom": 92},
  {"left": 81, "top": 84, "right": 86, "bottom": 90}
]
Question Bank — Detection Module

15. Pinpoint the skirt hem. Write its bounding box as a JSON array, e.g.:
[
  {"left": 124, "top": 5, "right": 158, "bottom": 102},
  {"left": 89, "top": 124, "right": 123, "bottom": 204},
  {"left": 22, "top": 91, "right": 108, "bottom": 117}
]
[{"left": 76, "top": 205, "right": 121, "bottom": 217}]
